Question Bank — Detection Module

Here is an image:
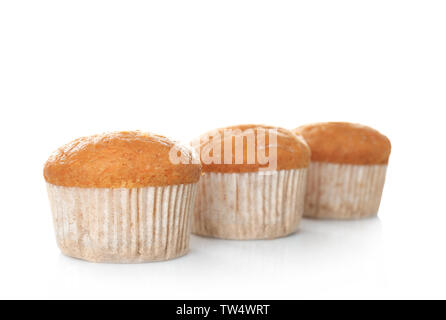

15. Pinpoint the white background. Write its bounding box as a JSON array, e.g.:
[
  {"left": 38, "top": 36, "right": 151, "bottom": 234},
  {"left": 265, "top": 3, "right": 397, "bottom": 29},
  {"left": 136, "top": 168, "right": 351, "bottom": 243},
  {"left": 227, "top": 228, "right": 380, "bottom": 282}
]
[{"left": 0, "top": 1, "right": 445, "bottom": 299}]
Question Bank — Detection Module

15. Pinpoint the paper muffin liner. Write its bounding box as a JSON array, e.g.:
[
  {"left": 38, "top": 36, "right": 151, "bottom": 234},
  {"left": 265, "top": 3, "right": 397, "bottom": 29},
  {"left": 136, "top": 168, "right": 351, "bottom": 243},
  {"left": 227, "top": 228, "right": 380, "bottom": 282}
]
[
  {"left": 304, "top": 162, "right": 388, "bottom": 219},
  {"left": 46, "top": 183, "right": 197, "bottom": 263},
  {"left": 193, "top": 169, "right": 307, "bottom": 240}
]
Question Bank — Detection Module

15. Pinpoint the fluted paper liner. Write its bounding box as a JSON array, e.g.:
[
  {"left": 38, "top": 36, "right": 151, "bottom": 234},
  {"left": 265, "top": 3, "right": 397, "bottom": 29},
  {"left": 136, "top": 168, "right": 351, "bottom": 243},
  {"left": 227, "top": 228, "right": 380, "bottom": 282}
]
[
  {"left": 193, "top": 169, "right": 307, "bottom": 239},
  {"left": 46, "top": 183, "right": 197, "bottom": 263},
  {"left": 304, "top": 162, "right": 387, "bottom": 219}
]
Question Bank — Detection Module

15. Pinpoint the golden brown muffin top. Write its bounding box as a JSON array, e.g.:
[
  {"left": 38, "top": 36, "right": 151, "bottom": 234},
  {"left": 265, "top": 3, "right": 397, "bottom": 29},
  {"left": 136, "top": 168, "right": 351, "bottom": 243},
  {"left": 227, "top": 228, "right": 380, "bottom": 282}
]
[
  {"left": 192, "top": 124, "right": 311, "bottom": 173},
  {"left": 293, "top": 122, "right": 391, "bottom": 165},
  {"left": 44, "top": 131, "right": 201, "bottom": 188}
]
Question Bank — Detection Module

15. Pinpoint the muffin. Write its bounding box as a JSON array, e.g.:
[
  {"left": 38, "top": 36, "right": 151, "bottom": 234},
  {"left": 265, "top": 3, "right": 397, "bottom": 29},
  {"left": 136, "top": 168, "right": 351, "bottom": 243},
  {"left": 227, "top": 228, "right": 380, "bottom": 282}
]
[
  {"left": 44, "top": 131, "right": 201, "bottom": 263},
  {"left": 192, "top": 124, "right": 310, "bottom": 239},
  {"left": 293, "top": 122, "right": 391, "bottom": 219}
]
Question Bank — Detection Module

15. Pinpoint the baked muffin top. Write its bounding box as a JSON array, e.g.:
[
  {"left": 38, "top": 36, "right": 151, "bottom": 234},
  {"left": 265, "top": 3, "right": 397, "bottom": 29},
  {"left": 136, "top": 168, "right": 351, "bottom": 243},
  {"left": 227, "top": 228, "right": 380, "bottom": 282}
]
[
  {"left": 44, "top": 131, "right": 201, "bottom": 188},
  {"left": 192, "top": 124, "right": 310, "bottom": 173},
  {"left": 293, "top": 122, "right": 391, "bottom": 165}
]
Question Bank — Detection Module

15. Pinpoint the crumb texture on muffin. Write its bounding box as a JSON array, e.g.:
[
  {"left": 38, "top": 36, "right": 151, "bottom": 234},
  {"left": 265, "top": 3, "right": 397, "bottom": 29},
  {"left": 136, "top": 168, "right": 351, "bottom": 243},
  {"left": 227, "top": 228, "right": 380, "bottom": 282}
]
[
  {"left": 192, "top": 124, "right": 311, "bottom": 173},
  {"left": 293, "top": 122, "right": 391, "bottom": 165},
  {"left": 44, "top": 131, "right": 201, "bottom": 188}
]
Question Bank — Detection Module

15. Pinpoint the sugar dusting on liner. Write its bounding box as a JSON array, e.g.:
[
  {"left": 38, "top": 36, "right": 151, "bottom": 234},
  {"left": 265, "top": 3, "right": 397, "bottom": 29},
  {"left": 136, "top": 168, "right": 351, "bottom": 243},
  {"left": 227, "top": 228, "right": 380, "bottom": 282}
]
[
  {"left": 193, "top": 169, "right": 307, "bottom": 240},
  {"left": 46, "top": 183, "right": 197, "bottom": 263},
  {"left": 304, "top": 162, "right": 387, "bottom": 219}
]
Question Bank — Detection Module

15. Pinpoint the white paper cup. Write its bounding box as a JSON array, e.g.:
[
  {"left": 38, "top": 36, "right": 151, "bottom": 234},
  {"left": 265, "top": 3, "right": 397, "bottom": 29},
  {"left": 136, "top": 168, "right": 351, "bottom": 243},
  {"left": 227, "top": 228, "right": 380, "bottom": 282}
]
[
  {"left": 193, "top": 169, "right": 307, "bottom": 239},
  {"left": 46, "top": 183, "right": 197, "bottom": 263},
  {"left": 304, "top": 162, "right": 388, "bottom": 219}
]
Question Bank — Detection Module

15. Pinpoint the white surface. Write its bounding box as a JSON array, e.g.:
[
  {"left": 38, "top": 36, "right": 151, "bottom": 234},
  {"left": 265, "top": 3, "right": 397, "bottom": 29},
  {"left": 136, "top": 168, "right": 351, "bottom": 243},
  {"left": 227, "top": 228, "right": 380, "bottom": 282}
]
[{"left": 0, "top": 1, "right": 445, "bottom": 299}]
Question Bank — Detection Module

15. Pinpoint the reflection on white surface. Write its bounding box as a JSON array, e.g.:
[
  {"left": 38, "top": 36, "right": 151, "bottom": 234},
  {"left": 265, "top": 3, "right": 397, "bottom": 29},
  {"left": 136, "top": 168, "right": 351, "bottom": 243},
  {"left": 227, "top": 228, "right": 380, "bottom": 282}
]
[
  {"left": 190, "top": 217, "right": 382, "bottom": 275},
  {"left": 3, "top": 208, "right": 445, "bottom": 299},
  {"left": 49, "top": 217, "right": 383, "bottom": 299}
]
